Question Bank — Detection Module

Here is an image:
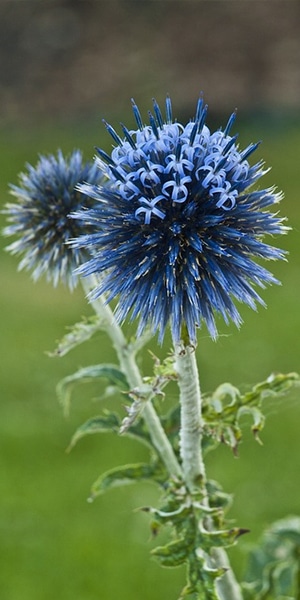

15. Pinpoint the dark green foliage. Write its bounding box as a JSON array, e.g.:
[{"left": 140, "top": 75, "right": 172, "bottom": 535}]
[
  {"left": 67, "top": 412, "right": 121, "bottom": 452},
  {"left": 90, "top": 462, "right": 167, "bottom": 499},
  {"left": 57, "top": 363, "right": 129, "bottom": 416},
  {"left": 243, "top": 517, "right": 300, "bottom": 599},
  {"left": 157, "top": 372, "right": 300, "bottom": 457},
  {"left": 202, "top": 373, "right": 300, "bottom": 454}
]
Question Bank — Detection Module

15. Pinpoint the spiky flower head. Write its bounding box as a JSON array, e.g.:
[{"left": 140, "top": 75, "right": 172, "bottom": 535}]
[
  {"left": 71, "top": 96, "right": 287, "bottom": 344},
  {"left": 3, "top": 150, "right": 103, "bottom": 289}
]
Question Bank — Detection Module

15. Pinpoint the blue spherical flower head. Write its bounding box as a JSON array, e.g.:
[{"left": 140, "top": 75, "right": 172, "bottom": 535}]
[
  {"left": 3, "top": 150, "right": 104, "bottom": 289},
  {"left": 72, "top": 96, "right": 288, "bottom": 344}
]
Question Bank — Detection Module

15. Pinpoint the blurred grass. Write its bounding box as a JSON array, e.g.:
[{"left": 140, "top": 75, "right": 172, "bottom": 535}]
[{"left": 0, "top": 113, "right": 299, "bottom": 599}]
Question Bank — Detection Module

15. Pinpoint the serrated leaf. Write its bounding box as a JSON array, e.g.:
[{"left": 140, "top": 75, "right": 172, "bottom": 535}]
[
  {"left": 151, "top": 537, "right": 191, "bottom": 567},
  {"left": 125, "top": 419, "right": 153, "bottom": 449},
  {"left": 67, "top": 412, "right": 121, "bottom": 452},
  {"left": 179, "top": 581, "right": 220, "bottom": 600},
  {"left": 48, "top": 316, "right": 103, "bottom": 357},
  {"left": 90, "top": 461, "right": 166, "bottom": 499},
  {"left": 206, "top": 479, "right": 233, "bottom": 513},
  {"left": 202, "top": 372, "right": 300, "bottom": 453},
  {"left": 144, "top": 502, "right": 192, "bottom": 525},
  {"left": 57, "top": 364, "right": 129, "bottom": 416},
  {"left": 242, "top": 372, "right": 300, "bottom": 405},
  {"left": 242, "top": 516, "right": 300, "bottom": 599},
  {"left": 237, "top": 405, "right": 265, "bottom": 441},
  {"left": 210, "top": 383, "right": 241, "bottom": 412},
  {"left": 198, "top": 524, "right": 249, "bottom": 552}
]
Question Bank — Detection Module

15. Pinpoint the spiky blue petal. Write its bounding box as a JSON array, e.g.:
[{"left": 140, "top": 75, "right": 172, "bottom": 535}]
[
  {"left": 71, "top": 97, "right": 288, "bottom": 343},
  {"left": 3, "top": 150, "right": 103, "bottom": 289}
]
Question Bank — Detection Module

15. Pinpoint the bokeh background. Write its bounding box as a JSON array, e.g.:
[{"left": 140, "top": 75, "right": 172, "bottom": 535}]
[{"left": 0, "top": 1, "right": 300, "bottom": 599}]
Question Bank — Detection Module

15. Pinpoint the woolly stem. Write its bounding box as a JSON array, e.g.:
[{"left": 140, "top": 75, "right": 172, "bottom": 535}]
[
  {"left": 213, "top": 548, "right": 244, "bottom": 600},
  {"left": 174, "top": 342, "right": 205, "bottom": 492},
  {"left": 174, "top": 341, "right": 243, "bottom": 600},
  {"left": 81, "top": 276, "right": 182, "bottom": 480}
]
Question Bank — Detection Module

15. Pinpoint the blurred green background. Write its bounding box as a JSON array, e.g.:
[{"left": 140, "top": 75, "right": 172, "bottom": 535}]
[{"left": 0, "top": 2, "right": 300, "bottom": 599}]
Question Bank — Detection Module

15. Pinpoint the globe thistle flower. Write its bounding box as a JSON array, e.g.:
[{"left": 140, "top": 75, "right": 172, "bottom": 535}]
[
  {"left": 71, "top": 96, "right": 287, "bottom": 344},
  {"left": 3, "top": 150, "right": 103, "bottom": 289}
]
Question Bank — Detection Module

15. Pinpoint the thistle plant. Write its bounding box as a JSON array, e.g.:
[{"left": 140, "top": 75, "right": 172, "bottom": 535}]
[
  {"left": 3, "top": 94, "right": 300, "bottom": 600},
  {"left": 3, "top": 150, "right": 103, "bottom": 288}
]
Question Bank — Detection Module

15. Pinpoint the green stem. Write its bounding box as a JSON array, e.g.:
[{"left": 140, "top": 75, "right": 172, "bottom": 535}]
[
  {"left": 174, "top": 341, "right": 243, "bottom": 600},
  {"left": 81, "top": 276, "right": 182, "bottom": 480}
]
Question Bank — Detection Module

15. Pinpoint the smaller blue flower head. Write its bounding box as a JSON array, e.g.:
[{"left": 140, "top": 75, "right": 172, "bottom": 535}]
[
  {"left": 71, "top": 96, "right": 288, "bottom": 343},
  {"left": 3, "top": 150, "right": 103, "bottom": 289}
]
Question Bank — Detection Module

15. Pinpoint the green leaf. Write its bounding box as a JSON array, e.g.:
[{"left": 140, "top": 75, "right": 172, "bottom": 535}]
[
  {"left": 156, "top": 537, "right": 226, "bottom": 600},
  {"left": 124, "top": 419, "right": 153, "bottom": 450},
  {"left": 67, "top": 412, "right": 156, "bottom": 455},
  {"left": 48, "top": 316, "right": 103, "bottom": 357},
  {"left": 151, "top": 537, "right": 191, "bottom": 567},
  {"left": 198, "top": 524, "right": 249, "bottom": 552},
  {"left": 242, "top": 516, "right": 300, "bottom": 599},
  {"left": 242, "top": 372, "right": 300, "bottom": 405},
  {"left": 202, "top": 372, "right": 300, "bottom": 453},
  {"left": 178, "top": 550, "right": 227, "bottom": 599},
  {"left": 67, "top": 412, "right": 121, "bottom": 452},
  {"left": 57, "top": 364, "right": 129, "bottom": 416},
  {"left": 206, "top": 479, "right": 233, "bottom": 513},
  {"left": 90, "top": 461, "right": 166, "bottom": 499}
]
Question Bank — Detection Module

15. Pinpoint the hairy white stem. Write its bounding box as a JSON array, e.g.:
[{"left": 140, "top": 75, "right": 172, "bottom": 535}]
[
  {"left": 214, "top": 548, "right": 244, "bottom": 600},
  {"left": 174, "top": 343, "right": 205, "bottom": 491},
  {"left": 81, "top": 276, "right": 182, "bottom": 480},
  {"left": 174, "top": 342, "right": 243, "bottom": 600}
]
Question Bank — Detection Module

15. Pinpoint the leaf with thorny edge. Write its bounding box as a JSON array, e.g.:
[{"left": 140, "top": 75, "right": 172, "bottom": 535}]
[
  {"left": 201, "top": 372, "right": 300, "bottom": 453},
  {"left": 88, "top": 461, "right": 167, "bottom": 501},
  {"left": 57, "top": 363, "right": 129, "bottom": 416},
  {"left": 48, "top": 315, "right": 104, "bottom": 357}
]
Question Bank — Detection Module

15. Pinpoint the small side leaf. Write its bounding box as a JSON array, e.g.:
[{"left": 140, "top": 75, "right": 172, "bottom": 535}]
[
  {"left": 202, "top": 372, "right": 300, "bottom": 453},
  {"left": 151, "top": 537, "right": 191, "bottom": 567},
  {"left": 237, "top": 405, "right": 265, "bottom": 442},
  {"left": 90, "top": 461, "right": 166, "bottom": 499},
  {"left": 242, "top": 372, "right": 300, "bottom": 405},
  {"left": 242, "top": 516, "right": 300, "bottom": 599},
  {"left": 67, "top": 411, "right": 121, "bottom": 452},
  {"left": 57, "top": 364, "right": 129, "bottom": 416},
  {"left": 48, "top": 316, "right": 103, "bottom": 357},
  {"left": 198, "top": 524, "right": 249, "bottom": 552},
  {"left": 125, "top": 419, "right": 154, "bottom": 450}
]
